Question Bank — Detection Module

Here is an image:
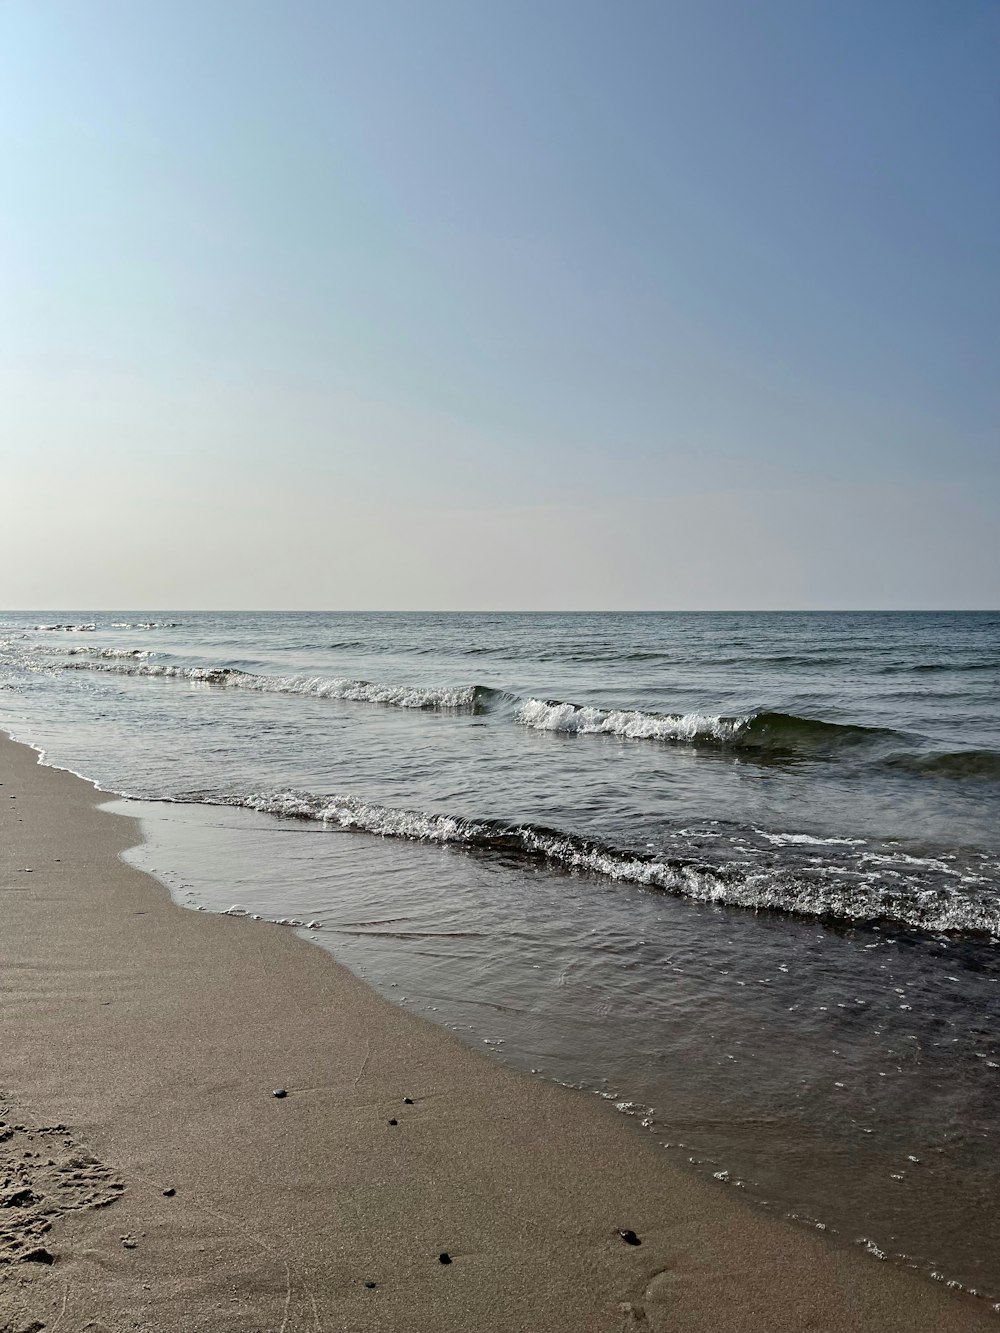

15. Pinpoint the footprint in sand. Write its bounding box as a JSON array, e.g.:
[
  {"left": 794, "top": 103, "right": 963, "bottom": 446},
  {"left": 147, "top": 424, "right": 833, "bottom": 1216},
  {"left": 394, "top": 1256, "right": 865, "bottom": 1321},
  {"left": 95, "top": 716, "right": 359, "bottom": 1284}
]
[{"left": 619, "top": 1268, "right": 678, "bottom": 1331}]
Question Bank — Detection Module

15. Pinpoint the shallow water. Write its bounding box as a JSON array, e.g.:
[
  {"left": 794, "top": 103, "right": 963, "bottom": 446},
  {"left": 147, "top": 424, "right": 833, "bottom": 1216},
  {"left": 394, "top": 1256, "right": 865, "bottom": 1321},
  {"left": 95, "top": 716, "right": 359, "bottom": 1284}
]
[{"left": 2, "top": 610, "right": 999, "bottom": 1304}]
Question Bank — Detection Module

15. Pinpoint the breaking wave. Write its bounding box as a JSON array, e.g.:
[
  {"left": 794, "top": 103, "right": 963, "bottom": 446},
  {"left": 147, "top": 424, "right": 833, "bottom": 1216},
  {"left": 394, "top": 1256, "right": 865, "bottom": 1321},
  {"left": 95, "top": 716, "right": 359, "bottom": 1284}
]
[
  {"left": 516, "top": 700, "right": 895, "bottom": 755},
  {"left": 62, "top": 660, "right": 497, "bottom": 711},
  {"left": 201, "top": 789, "right": 1000, "bottom": 939}
]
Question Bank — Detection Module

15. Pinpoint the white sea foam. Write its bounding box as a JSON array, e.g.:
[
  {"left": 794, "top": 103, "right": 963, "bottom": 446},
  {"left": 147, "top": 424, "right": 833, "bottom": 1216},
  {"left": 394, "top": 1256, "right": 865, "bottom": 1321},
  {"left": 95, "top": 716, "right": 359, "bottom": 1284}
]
[
  {"left": 756, "top": 831, "right": 867, "bottom": 847},
  {"left": 516, "top": 698, "right": 745, "bottom": 742},
  {"left": 230, "top": 790, "right": 481, "bottom": 841}
]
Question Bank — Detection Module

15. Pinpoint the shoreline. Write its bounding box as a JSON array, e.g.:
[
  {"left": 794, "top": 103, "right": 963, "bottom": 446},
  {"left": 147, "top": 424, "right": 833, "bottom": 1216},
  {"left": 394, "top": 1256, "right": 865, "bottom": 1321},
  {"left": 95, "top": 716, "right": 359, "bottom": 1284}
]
[{"left": 0, "top": 732, "right": 994, "bottom": 1331}]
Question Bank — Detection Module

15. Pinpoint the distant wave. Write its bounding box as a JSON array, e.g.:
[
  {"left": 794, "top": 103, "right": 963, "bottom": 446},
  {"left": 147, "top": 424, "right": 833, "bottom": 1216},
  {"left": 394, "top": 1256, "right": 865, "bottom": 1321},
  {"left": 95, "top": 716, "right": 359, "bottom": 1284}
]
[
  {"left": 0, "top": 643, "right": 153, "bottom": 662},
  {"left": 877, "top": 661, "right": 998, "bottom": 675},
  {"left": 66, "top": 647, "right": 153, "bottom": 659},
  {"left": 32, "top": 620, "right": 179, "bottom": 632},
  {"left": 110, "top": 621, "right": 181, "bottom": 630},
  {"left": 203, "top": 789, "right": 1000, "bottom": 939},
  {"left": 62, "top": 660, "right": 497, "bottom": 711},
  {"left": 286, "top": 642, "right": 675, "bottom": 664},
  {"left": 712, "top": 653, "right": 855, "bottom": 668},
  {"left": 516, "top": 700, "right": 895, "bottom": 755}
]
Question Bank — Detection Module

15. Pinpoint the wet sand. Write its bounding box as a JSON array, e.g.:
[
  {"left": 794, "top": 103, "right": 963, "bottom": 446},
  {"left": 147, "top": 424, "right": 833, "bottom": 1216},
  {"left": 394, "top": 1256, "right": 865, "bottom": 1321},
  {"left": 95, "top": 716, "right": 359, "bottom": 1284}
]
[{"left": 0, "top": 733, "right": 993, "bottom": 1332}]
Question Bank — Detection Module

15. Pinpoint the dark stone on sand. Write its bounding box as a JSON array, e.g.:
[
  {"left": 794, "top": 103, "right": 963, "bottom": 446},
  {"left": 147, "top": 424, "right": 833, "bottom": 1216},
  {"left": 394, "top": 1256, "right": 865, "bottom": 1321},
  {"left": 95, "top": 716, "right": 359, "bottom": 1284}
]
[
  {"left": 20, "top": 1247, "right": 55, "bottom": 1265},
  {"left": 403, "top": 1097, "right": 413, "bottom": 1104},
  {"left": 163, "top": 1187, "right": 176, "bottom": 1197},
  {"left": 439, "top": 1252, "right": 452, "bottom": 1265},
  {"left": 272, "top": 1088, "right": 288, "bottom": 1099},
  {"left": 3, "top": 1188, "right": 37, "bottom": 1208},
  {"left": 364, "top": 1281, "right": 377, "bottom": 1289},
  {"left": 388, "top": 1118, "right": 398, "bottom": 1126},
  {"left": 619, "top": 1229, "right": 641, "bottom": 1246}
]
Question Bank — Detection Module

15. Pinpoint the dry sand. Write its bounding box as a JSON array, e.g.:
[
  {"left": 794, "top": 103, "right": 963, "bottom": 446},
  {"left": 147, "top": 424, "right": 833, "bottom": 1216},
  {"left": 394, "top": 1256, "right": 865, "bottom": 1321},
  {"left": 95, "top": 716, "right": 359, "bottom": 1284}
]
[{"left": 0, "top": 732, "right": 994, "bottom": 1332}]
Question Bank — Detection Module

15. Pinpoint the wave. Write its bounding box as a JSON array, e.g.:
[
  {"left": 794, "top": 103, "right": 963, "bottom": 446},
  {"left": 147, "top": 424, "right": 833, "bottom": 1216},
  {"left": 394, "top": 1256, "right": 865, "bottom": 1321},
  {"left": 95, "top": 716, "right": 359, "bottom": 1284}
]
[
  {"left": 882, "top": 749, "right": 1000, "bottom": 782},
  {"left": 277, "top": 640, "right": 368, "bottom": 652},
  {"left": 508, "top": 646, "right": 673, "bottom": 664},
  {"left": 712, "top": 653, "right": 855, "bottom": 668},
  {"left": 61, "top": 660, "right": 497, "bottom": 711},
  {"left": 292, "top": 642, "right": 674, "bottom": 664},
  {"left": 110, "top": 621, "right": 181, "bottom": 630},
  {"left": 877, "top": 661, "right": 998, "bottom": 675},
  {"left": 47, "top": 658, "right": 915, "bottom": 761},
  {"left": 28, "top": 652, "right": 994, "bottom": 781},
  {"left": 516, "top": 700, "right": 894, "bottom": 755},
  {"left": 31, "top": 621, "right": 179, "bottom": 633},
  {"left": 202, "top": 789, "right": 1000, "bottom": 939},
  {"left": 66, "top": 647, "right": 153, "bottom": 659}
]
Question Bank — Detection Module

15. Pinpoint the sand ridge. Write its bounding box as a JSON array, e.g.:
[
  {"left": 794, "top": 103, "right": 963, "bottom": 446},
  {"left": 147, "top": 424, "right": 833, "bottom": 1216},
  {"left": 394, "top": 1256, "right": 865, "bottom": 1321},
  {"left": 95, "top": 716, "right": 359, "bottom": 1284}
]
[{"left": 0, "top": 733, "right": 995, "bottom": 1331}]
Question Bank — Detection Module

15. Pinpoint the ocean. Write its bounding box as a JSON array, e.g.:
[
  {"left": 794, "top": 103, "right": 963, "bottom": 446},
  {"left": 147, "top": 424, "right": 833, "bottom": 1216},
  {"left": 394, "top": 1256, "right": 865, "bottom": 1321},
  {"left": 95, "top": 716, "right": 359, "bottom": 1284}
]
[{"left": 1, "top": 610, "right": 998, "bottom": 1306}]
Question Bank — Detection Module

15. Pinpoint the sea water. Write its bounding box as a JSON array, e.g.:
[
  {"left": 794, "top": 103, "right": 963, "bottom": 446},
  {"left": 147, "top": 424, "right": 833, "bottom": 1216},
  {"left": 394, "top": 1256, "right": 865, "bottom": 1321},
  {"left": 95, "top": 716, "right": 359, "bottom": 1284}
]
[{"left": 2, "top": 611, "right": 998, "bottom": 1303}]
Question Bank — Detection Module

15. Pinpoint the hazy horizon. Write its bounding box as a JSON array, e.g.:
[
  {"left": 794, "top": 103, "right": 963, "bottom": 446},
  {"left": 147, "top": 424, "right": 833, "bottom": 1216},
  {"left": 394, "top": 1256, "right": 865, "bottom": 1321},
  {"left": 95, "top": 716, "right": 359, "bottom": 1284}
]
[
  {"left": 3, "top": 1, "right": 997, "bottom": 611},
  {"left": 13, "top": 612, "right": 1000, "bottom": 617}
]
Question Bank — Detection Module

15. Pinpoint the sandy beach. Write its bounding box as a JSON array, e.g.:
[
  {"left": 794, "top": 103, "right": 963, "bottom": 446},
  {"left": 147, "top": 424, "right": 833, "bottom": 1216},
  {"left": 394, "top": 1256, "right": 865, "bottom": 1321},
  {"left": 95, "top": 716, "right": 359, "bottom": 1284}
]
[{"left": 0, "top": 732, "right": 993, "bottom": 1332}]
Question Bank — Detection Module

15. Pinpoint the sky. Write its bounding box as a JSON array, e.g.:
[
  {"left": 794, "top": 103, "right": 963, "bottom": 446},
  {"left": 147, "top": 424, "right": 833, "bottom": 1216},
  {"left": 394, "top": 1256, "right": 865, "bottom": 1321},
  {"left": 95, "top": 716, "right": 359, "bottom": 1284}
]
[{"left": 1, "top": 0, "right": 997, "bottom": 610}]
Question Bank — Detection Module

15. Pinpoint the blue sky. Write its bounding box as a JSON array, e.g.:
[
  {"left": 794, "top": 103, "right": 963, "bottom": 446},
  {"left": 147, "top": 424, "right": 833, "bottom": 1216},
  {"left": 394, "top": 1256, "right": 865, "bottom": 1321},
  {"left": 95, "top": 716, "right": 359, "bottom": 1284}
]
[{"left": 1, "top": 0, "right": 997, "bottom": 607}]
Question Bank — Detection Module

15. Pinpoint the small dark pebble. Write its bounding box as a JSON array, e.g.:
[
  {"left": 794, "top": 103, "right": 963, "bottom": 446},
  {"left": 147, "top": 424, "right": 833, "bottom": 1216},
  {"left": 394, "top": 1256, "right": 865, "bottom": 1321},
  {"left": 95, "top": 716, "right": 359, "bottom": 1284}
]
[
  {"left": 163, "top": 1187, "right": 176, "bottom": 1197},
  {"left": 438, "top": 1252, "right": 452, "bottom": 1265},
  {"left": 619, "top": 1229, "right": 641, "bottom": 1246},
  {"left": 364, "top": 1281, "right": 377, "bottom": 1289},
  {"left": 272, "top": 1088, "right": 288, "bottom": 1099},
  {"left": 388, "top": 1118, "right": 398, "bottom": 1126},
  {"left": 403, "top": 1097, "right": 413, "bottom": 1105},
  {"left": 20, "top": 1248, "right": 55, "bottom": 1265}
]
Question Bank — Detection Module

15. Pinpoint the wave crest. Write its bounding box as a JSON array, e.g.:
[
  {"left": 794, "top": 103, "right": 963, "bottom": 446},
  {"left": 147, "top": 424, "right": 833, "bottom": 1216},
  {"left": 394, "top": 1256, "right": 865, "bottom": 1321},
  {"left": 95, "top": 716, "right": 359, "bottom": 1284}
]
[
  {"left": 516, "top": 700, "right": 892, "bottom": 754},
  {"left": 517, "top": 698, "right": 745, "bottom": 742},
  {"left": 63, "top": 660, "right": 491, "bottom": 711}
]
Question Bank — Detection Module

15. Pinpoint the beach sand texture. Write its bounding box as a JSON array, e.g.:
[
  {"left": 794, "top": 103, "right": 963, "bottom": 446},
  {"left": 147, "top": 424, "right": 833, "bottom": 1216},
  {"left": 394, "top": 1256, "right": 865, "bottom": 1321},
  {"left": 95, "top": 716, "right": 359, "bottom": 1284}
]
[{"left": 0, "top": 734, "right": 993, "bottom": 1332}]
